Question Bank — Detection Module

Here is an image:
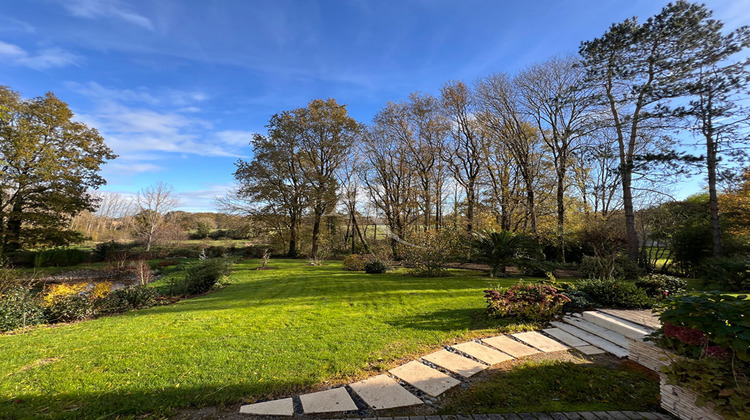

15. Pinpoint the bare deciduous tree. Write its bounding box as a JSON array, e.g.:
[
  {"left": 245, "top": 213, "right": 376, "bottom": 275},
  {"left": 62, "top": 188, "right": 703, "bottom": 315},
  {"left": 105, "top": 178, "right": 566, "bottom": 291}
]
[{"left": 135, "top": 182, "right": 178, "bottom": 251}]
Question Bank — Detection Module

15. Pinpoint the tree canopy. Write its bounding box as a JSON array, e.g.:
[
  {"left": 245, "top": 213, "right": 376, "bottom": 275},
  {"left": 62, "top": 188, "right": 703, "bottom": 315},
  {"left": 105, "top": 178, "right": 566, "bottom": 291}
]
[{"left": 0, "top": 86, "right": 116, "bottom": 252}]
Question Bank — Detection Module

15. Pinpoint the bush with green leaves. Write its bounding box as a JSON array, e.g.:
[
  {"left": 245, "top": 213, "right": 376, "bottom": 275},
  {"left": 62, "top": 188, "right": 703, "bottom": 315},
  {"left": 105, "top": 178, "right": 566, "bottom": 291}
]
[
  {"left": 169, "top": 258, "right": 232, "bottom": 296},
  {"left": 469, "top": 230, "right": 542, "bottom": 277},
  {"left": 484, "top": 281, "right": 570, "bottom": 321},
  {"left": 635, "top": 274, "right": 687, "bottom": 299},
  {"left": 364, "top": 260, "right": 390, "bottom": 274},
  {"left": 698, "top": 257, "right": 749, "bottom": 292},
  {"left": 0, "top": 287, "right": 47, "bottom": 332},
  {"left": 579, "top": 254, "right": 640, "bottom": 280},
  {"left": 575, "top": 278, "right": 653, "bottom": 309},
  {"left": 654, "top": 292, "right": 750, "bottom": 418},
  {"left": 96, "top": 286, "right": 159, "bottom": 315},
  {"left": 45, "top": 293, "right": 95, "bottom": 323},
  {"left": 33, "top": 248, "right": 90, "bottom": 267},
  {"left": 560, "top": 287, "right": 597, "bottom": 312}
]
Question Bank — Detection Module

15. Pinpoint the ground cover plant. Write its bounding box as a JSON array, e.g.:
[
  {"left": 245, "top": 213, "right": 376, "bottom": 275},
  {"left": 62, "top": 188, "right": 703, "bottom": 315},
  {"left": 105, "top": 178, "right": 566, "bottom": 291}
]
[{"left": 0, "top": 259, "right": 540, "bottom": 419}]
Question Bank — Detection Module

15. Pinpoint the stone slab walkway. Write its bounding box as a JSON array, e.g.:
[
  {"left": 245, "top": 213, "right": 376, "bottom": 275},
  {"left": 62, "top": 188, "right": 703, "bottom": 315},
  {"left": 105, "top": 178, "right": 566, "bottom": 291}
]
[
  {"left": 512, "top": 332, "right": 569, "bottom": 353},
  {"left": 238, "top": 311, "right": 663, "bottom": 417},
  {"left": 452, "top": 341, "right": 513, "bottom": 365},
  {"left": 349, "top": 374, "right": 424, "bottom": 410},
  {"left": 238, "top": 398, "right": 294, "bottom": 416},
  {"left": 481, "top": 335, "right": 538, "bottom": 358},
  {"left": 421, "top": 349, "right": 488, "bottom": 378},
  {"left": 299, "top": 388, "right": 358, "bottom": 414},
  {"left": 389, "top": 361, "right": 461, "bottom": 397}
]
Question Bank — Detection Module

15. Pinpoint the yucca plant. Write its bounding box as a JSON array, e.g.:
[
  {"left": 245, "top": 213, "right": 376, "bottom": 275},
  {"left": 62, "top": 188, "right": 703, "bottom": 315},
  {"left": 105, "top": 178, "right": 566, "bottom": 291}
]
[{"left": 469, "top": 230, "right": 541, "bottom": 277}]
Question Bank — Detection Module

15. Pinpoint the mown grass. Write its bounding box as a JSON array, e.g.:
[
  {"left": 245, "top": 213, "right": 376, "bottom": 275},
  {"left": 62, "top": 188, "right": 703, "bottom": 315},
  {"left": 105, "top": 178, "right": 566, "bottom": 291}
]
[
  {"left": 439, "top": 359, "right": 660, "bottom": 414},
  {"left": 1, "top": 259, "right": 539, "bottom": 419}
]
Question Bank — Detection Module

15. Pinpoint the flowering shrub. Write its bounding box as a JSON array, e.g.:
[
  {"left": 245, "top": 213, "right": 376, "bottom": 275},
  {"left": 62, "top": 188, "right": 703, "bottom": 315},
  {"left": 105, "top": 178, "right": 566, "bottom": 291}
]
[
  {"left": 654, "top": 292, "right": 750, "bottom": 418},
  {"left": 484, "top": 281, "right": 570, "bottom": 321},
  {"left": 42, "top": 283, "right": 88, "bottom": 307}
]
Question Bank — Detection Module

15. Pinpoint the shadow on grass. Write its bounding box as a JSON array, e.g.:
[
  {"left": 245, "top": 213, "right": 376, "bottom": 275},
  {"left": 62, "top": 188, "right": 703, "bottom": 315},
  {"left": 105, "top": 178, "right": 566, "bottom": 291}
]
[
  {"left": 437, "top": 359, "right": 661, "bottom": 414},
  {"left": 1, "top": 380, "right": 309, "bottom": 420}
]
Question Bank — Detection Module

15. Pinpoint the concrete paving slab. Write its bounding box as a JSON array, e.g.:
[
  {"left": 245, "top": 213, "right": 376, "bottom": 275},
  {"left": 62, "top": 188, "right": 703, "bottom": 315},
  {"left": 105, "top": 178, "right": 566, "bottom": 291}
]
[
  {"left": 452, "top": 341, "right": 514, "bottom": 365},
  {"left": 421, "top": 349, "right": 487, "bottom": 377},
  {"left": 300, "top": 387, "right": 358, "bottom": 414},
  {"left": 482, "top": 335, "right": 539, "bottom": 358},
  {"left": 544, "top": 328, "right": 590, "bottom": 347},
  {"left": 389, "top": 361, "right": 460, "bottom": 396},
  {"left": 575, "top": 345, "right": 606, "bottom": 355},
  {"left": 349, "top": 374, "right": 423, "bottom": 410},
  {"left": 239, "top": 398, "right": 294, "bottom": 416},
  {"left": 512, "top": 331, "right": 569, "bottom": 352}
]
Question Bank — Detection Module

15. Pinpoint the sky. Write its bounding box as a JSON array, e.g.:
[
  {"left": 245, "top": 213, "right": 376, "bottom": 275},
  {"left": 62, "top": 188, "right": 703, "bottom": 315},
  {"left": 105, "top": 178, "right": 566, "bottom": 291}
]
[{"left": 1, "top": 0, "right": 749, "bottom": 212}]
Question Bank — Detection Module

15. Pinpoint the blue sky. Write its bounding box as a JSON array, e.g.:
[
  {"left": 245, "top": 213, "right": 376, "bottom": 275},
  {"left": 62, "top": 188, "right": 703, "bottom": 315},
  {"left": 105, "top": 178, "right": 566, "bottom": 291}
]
[{"left": 1, "top": 0, "right": 748, "bottom": 211}]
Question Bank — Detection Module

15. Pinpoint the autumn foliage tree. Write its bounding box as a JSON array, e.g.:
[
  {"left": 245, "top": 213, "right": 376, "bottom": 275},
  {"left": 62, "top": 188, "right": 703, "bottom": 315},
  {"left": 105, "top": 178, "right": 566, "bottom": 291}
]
[{"left": 0, "top": 86, "right": 116, "bottom": 252}]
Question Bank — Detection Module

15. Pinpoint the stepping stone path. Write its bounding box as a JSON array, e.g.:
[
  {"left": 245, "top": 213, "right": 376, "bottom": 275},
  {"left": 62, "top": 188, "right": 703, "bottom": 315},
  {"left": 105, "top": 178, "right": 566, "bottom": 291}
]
[
  {"left": 482, "top": 335, "right": 539, "bottom": 357},
  {"left": 349, "top": 374, "right": 423, "bottom": 410},
  {"left": 421, "top": 349, "right": 487, "bottom": 377},
  {"left": 299, "top": 387, "right": 358, "bottom": 414},
  {"left": 512, "top": 331, "right": 569, "bottom": 353},
  {"left": 239, "top": 310, "right": 668, "bottom": 418},
  {"left": 389, "top": 360, "right": 461, "bottom": 397},
  {"left": 452, "top": 341, "right": 514, "bottom": 365},
  {"left": 238, "top": 397, "right": 293, "bottom": 416}
]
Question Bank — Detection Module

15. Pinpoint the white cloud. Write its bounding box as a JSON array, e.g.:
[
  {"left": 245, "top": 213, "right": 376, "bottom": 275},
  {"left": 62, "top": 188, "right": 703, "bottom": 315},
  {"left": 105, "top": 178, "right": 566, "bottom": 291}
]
[
  {"left": 61, "top": 0, "right": 154, "bottom": 31},
  {"left": 173, "top": 183, "right": 237, "bottom": 212},
  {"left": 73, "top": 92, "right": 247, "bottom": 159},
  {"left": 214, "top": 130, "right": 256, "bottom": 146},
  {"left": 0, "top": 41, "right": 77, "bottom": 70},
  {"left": 66, "top": 81, "right": 208, "bottom": 109},
  {"left": 103, "top": 162, "right": 163, "bottom": 175}
]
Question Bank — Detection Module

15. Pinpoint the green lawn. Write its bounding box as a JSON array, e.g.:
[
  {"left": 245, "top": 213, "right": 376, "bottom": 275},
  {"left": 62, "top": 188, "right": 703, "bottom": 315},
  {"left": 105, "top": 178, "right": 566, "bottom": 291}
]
[
  {"left": 439, "top": 359, "right": 660, "bottom": 414},
  {"left": 1, "top": 259, "right": 534, "bottom": 419}
]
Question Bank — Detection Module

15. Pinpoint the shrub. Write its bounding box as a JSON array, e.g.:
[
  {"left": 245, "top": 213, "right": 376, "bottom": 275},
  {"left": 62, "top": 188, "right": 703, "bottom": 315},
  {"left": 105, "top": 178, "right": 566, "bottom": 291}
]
[
  {"left": 42, "top": 283, "right": 88, "bottom": 307},
  {"left": 654, "top": 292, "right": 750, "bottom": 418},
  {"left": 484, "top": 281, "right": 570, "bottom": 321},
  {"left": 469, "top": 230, "right": 541, "bottom": 277},
  {"left": 561, "top": 287, "right": 597, "bottom": 313},
  {"left": 579, "top": 254, "right": 640, "bottom": 280},
  {"left": 575, "top": 278, "right": 653, "bottom": 309},
  {"left": 130, "top": 259, "right": 153, "bottom": 286},
  {"left": 0, "top": 287, "right": 47, "bottom": 332},
  {"left": 517, "top": 259, "right": 556, "bottom": 277},
  {"left": 33, "top": 248, "right": 90, "bottom": 267},
  {"left": 46, "top": 293, "right": 95, "bottom": 323},
  {"left": 157, "top": 260, "right": 180, "bottom": 268},
  {"left": 170, "top": 258, "right": 233, "bottom": 296},
  {"left": 635, "top": 274, "right": 687, "bottom": 299},
  {"left": 364, "top": 260, "right": 390, "bottom": 274},
  {"left": 96, "top": 286, "right": 159, "bottom": 315},
  {"left": 91, "top": 282, "right": 113, "bottom": 299},
  {"left": 698, "top": 257, "right": 749, "bottom": 291},
  {"left": 404, "top": 231, "right": 460, "bottom": 277}
]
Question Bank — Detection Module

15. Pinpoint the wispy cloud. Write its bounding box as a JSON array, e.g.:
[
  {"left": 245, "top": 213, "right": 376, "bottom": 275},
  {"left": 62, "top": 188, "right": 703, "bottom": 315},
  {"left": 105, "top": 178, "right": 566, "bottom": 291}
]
[
  {"left": 0, "top": 16, "right": 35, "bottom": 34},
  {"left": 0, "top": 40, "right": 77, "bottom": 70},
  {"left": 65, "top": 81, "right": 208, "bottom": 108},
  {"left": 61, "top": 0, "right": 154, "bottom": 31},
  {"left": 71, "top": 81, "right": 250, "bottom": 160}
]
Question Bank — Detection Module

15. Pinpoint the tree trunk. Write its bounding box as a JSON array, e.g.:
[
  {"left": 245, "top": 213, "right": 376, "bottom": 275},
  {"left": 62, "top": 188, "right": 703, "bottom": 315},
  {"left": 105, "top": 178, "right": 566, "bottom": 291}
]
[
  {"left": 706, "top": 135, "right": 723, "bottom": 257},
  {"left": 466, "top": 180, "right": 475, "bottom": 233},
  {"left": 525, "top": 180, "right": 538, "bottom": 238},
  {"left": 556, "top": 170, "right": 566, "bottom": 262},
  {"left": 621, "top": 168, "right": 639, "bottom": 261},
  {"left": 310, "top": 208, "right": 323, "bottom": 258},
  {"left": 4, "top": 197, "right": 24, "bottom": 252},
  {"left": 288, "top": 212, "right": 299, "bottom": 258}
]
